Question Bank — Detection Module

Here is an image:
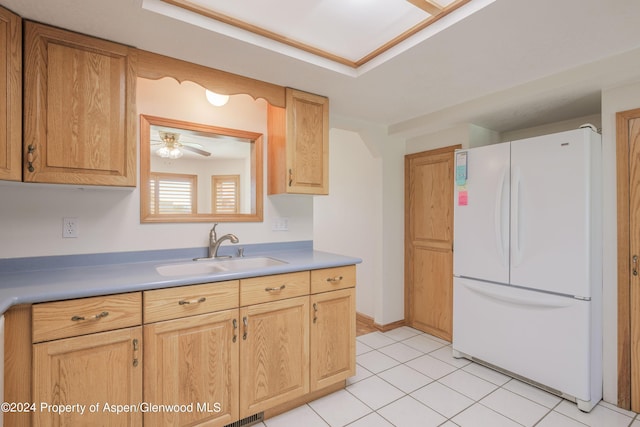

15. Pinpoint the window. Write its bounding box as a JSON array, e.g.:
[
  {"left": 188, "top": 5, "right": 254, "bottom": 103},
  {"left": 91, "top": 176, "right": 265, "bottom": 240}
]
[
  {"left": 212, "top": 175, "right": 240, "bottom": 214},
  {"left": 149, "top": 172, "right": 197, "bottom": 215}
]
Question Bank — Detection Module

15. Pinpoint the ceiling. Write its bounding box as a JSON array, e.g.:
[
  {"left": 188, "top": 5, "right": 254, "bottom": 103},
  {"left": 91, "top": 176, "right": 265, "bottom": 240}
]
[
  {"left": 153, "top": 0, "right": 476, "bottom": 69},
  {"left": 6, "top": 0, "right": 640, "bottom": 137}
]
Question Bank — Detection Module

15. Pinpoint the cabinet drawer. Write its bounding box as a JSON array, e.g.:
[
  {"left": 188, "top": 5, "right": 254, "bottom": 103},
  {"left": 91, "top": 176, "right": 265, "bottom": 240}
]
[
  {"left": 144, "top": 281, "right": 239, "bottom": 323},
  {"left": 240, "top": 272, "right": 309, "bottom": 306},
  {"left": 32, "top": 292, "right": 141, "bottom": 343},
  {"left": 311, "top": 265, "right": 356, "bottom": 294}
]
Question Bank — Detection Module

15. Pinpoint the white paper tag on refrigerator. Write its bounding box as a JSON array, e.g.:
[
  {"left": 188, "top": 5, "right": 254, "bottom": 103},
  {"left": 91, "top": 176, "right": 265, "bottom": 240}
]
[{"left": 455, "top": 151, "right": 468, "bottom": 186}]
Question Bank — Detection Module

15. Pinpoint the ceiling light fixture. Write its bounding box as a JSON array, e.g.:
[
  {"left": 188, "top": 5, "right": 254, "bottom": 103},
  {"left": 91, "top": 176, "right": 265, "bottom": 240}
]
[
  {"left": 205, "top": 89, "right": 230, "bottom": 107},
  {"left": 156, "top": 131, "right": 184, "bottom": 159}
]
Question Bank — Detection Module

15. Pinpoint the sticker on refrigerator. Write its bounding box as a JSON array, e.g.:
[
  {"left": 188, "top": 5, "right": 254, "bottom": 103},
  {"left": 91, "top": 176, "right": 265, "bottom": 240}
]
[
  {"left": 458, "top": 190, "right": 468, "bottom": 206},
  {"left": 455, "top": 151, "right": 468, "bottom": 186}
]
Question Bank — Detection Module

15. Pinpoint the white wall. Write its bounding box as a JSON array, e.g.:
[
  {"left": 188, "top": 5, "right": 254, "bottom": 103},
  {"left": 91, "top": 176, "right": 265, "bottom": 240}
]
[
  {"left": 0, "top": 78, "right": 313, "bottom": 259},
  {"left": 601, "top": 80, "right": 640, "bottom": 404},
  {"left": 313, "top": 128, "right": 382, "bottom": 317},
  {"left": 314, "top": 119, "right": 406, "bottom": 325}
]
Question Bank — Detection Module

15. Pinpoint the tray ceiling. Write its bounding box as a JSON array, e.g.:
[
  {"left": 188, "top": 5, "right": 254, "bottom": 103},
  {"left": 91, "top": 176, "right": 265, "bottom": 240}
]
[{"left": 149, "top": 0, "right": 490, "bottom": 74}]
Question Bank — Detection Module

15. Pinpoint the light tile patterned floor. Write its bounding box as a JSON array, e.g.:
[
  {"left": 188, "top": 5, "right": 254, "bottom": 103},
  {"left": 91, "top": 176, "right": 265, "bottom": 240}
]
[{"left": 258, "top": 327, "right": 639, "bottom": 427}]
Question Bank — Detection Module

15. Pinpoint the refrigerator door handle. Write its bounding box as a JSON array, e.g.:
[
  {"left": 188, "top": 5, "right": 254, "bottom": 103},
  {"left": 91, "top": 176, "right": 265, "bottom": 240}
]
[
  {"left": 494, "top": 167, "right": 508, "bottom": 267},
  {"left": 461, "top": 280, "right": 573, "bottom": 309},
  {"left": 512, "top": 167, "right": 524, "bottom": 267}
]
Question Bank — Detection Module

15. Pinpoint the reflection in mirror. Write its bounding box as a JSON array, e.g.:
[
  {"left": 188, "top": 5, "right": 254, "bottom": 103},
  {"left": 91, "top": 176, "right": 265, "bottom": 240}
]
[{"left": 140, "top": 115, "right": 263, "bottom": 223}]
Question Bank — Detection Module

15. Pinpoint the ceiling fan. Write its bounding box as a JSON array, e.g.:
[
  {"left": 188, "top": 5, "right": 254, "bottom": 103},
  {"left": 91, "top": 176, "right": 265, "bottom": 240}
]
[{"left": 152, "top": 130, "right": 212, "bottom": 159}]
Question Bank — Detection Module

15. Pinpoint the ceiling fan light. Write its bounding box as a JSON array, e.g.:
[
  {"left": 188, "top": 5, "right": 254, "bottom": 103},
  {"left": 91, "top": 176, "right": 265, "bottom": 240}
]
[
  {"left": 205, "top": 89, "right": 230, "bottom": 107},
  {"left": 168, "top": 147, "right": 183, "bottom": 159},
  {"left": 156, "top": 146, "right": 170, "bottom": 158}
]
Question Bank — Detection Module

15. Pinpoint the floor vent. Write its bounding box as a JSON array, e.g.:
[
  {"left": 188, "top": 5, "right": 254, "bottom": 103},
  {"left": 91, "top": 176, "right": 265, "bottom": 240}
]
[{"left": 224, "top": 412, "right": 264, "bottom": 427}]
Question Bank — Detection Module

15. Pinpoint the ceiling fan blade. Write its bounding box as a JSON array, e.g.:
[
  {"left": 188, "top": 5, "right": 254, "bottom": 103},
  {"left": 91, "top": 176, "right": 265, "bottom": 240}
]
[{"left": 182, "top": 145, "right": 212, "bottom": 157}]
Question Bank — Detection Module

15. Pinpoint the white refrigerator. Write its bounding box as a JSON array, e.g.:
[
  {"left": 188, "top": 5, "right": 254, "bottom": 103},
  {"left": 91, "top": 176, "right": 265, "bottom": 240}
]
[{"left": 452, "top": 127, "right": 602, "bottom": 412}]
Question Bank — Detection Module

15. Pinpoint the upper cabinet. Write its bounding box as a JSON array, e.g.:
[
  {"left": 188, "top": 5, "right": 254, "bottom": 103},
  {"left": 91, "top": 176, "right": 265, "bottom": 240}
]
[
  {"left": 267, "top": 88, "right": 329, "bottom": 195},
  {"left": 0, "top": 6, "right": 21, "bottom": 182},
  {"left": 23, "top": 22, "right": 137, "bottom": 186}
]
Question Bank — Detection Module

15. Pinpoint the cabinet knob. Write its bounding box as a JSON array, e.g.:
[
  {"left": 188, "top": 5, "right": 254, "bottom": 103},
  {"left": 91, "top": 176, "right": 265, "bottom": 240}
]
[
  {"left": 326, "top": 276, "right": 343, "bottom": 283},
  {"left": 265, "top": 285, "right": 286, "bottom": 292}
]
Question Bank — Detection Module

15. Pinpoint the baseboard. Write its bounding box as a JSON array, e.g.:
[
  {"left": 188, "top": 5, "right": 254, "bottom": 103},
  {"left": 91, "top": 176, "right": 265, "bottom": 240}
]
[{"left": 356, "top": 312, "right": 405, "bottom": 332}]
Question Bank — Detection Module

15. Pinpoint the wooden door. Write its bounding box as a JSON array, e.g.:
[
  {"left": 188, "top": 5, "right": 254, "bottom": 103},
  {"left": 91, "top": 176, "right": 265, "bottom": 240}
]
[
  {"left": 0, "top": 5, "right": 20, "bottom": 181},
  {"left": 23, "top": 21, "right": 136, "bottom": 186},
  {"left": 33, "top": 327, "right": 143, "bottom": 426},
  {"left": 405, "top": 145, "right": 459, "bottom": 341},
  {"left": 144, "top": 309, "right": 239, "bottom": 427},
  {"left": 239, "top": 296, "right": 309, "bottom": 417},
  {"left": 310, "top": 288, "right": 356, "bottom": 391},
  {"left": 617, "top": 108, "right": 640, "bottom": 411}
]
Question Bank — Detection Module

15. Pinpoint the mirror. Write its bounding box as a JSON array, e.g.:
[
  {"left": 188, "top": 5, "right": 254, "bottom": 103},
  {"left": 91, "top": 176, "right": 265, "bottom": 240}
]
[{"left": 140, "top": 115, "right": 263, "bottom": 223}]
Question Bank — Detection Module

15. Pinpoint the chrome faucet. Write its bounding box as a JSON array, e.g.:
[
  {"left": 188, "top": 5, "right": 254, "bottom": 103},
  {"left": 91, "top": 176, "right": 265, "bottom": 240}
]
[{"left": 208, "top": 223, "right": 239, "bottom": 259}]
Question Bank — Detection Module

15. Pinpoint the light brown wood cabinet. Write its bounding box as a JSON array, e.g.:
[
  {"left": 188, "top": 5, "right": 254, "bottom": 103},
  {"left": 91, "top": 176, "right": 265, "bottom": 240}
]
[
  {"left": 144, "top": 309, "right": 240, "bottom": 427},
  {"left": 0, "top": 5, "right": 21, "bottom": 181},
  {"left": 310, "top": 287, "right": 356, "bottom": 391},
  {"left": 267, "top": 88, "right": 329, "bottom": 195},
  {"left": 239, "top": 295, "right": 310, "bottom": 418},
  {"left": 23, "top": 21, "right": 137, "bottom": 186},
  {"left": 309, "top": 266, "right": 356, "bottom": 391},
  {"left": 142, "top": 281, "right": 240, "bottom": 427},
  {"left": 31, "top": 293, "right": 143, "bottom": 427},
  {"left": 6, "top": 266, "right": 355, "bottom": 426}
]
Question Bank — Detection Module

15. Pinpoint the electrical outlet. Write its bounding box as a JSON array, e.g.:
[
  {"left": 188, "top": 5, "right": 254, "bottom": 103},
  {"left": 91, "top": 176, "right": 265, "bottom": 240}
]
[
  {"left": 271, "top": 218, "right": 289, "bottom": 231},
  {"left": 63, "top": 217, "right": 79, "bottom": 238}
]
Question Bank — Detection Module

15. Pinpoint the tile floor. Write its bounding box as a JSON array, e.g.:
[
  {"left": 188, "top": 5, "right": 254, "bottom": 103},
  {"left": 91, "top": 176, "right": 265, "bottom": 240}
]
[{"left": 257, "top": 327, "right": 640, "bottom": 427}]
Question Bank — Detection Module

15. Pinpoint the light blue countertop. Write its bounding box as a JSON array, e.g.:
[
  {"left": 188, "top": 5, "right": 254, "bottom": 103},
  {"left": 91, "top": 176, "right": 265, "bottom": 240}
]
[{"left": 0, "top": 241, "right": 362, "bottom": 313}]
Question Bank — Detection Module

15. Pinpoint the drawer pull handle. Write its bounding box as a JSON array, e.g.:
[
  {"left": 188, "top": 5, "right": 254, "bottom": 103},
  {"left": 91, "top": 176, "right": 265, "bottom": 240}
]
[
  {"left": 326, "top": 276, "right": 343, "bottom": 283},
  {"left": 242, "top": 316, "right": 248, "bottom": 340},
  {"left": 71, "top": 311, "right": 109, "bottom": 321},
  {"left": 179, "top": 297, "right": 207, "bottom": 305},
  {"left": 265, "top": 285, "right": 286, "bottom": 292}
]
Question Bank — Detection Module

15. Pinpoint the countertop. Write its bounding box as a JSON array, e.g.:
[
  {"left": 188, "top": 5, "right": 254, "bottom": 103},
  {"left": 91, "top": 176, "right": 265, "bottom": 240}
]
[{"left": 0, "top": 241, "right": 361, "bottom": 313}]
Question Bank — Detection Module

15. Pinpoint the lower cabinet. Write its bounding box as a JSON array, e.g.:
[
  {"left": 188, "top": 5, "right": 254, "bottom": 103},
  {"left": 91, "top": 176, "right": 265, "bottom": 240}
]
[
  {"left": 7, "top": 266, "right": 356, "bottom": 426},
  {"left": 239, "top": 296, "right": 310, "bottom": 418},
  {"left": 310, "top": 288, "right": 356, "bottom": 391},
  {"left": 144, "top": 309, "right": 239, "bottom": 427},
  {"left": 33, "top": 327, "right": 143, "bottom": 427}
]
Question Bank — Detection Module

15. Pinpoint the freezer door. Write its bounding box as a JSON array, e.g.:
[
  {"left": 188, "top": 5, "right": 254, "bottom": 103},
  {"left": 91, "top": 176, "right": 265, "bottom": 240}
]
[
  {"left": 510, "top": 129, "right": 597, "bottom": 298},
  {"left": 453, "top": 277, "right": 596, "bottom": 403},
  {"left": 453, "top": 142, "right": 510, "bottom": 283}
]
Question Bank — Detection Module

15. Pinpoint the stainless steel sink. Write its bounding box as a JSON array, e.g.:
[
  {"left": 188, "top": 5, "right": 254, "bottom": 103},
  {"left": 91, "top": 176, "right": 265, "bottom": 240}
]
[{"left": 156, "top": 256, "right": 287, "bottom": 277}]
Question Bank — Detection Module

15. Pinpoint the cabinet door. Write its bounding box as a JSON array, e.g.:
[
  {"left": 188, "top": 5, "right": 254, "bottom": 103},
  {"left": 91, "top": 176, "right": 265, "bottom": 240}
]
[
  {"left": 267, "top": 88, "right": 329, "bottom": 195},
  {"left": 0, "top": 6, "right": 20, "bottom": 181},
  {"left": 286, "top": 88, "right": 329, "bottom": 194},
  {"left": 23, "top": 22, "right": 136, "bottom": 186},
  {"left": 144, "top": 309, "right": 239, "bottom": 427},
  {"left": 33, "top": 327, "right": 142, "bottom": 427},
  {"left": 310, "top": 288, "right": 356, "bottom": 391},
  {"left": 239, "top": 296, "right": 309, "bottom": 418}
]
